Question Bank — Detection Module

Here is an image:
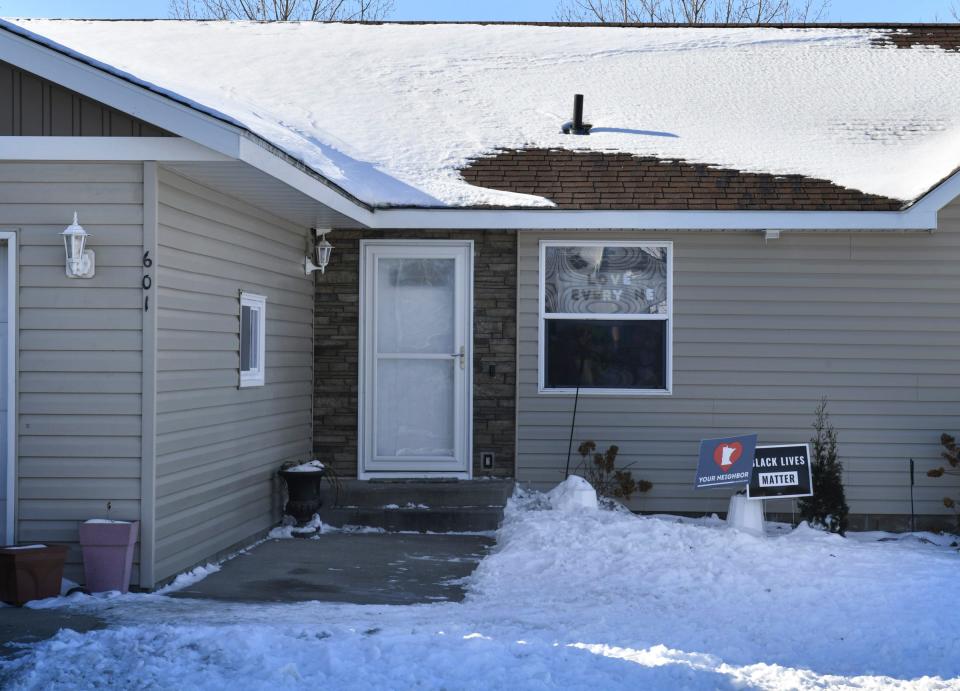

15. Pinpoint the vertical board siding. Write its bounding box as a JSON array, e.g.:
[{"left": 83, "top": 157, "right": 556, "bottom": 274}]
[
  {"left": 0, "top": 162, "right": 144, "bottom": 583},
  {"left": 0, "top": 60, "right": 172, "bottom": 137},
  {"left": 516, "top": 214, "right": 960, "bottom": 521},
  {"left": 154, "top": 168, "right": 313, "bottom": 584}
]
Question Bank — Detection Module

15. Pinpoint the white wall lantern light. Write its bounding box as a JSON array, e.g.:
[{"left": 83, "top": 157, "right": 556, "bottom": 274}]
[
  {"left": 305, "top": 228, "right": 333, "bottom": 275},
  {"left": 62, "top": 212, "right": 95, "bottom": 279}
]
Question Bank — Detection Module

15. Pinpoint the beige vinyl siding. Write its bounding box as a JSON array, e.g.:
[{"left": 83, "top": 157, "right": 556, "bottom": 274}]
[
  {"left": 517, "top": 205, "right": 960, "bottom": 519},
  {"left": 154, "top": 168, "right": 313, "bottom": 584},
  {"left": 0, "top": 162, "right": 144, "bottom": 583}
]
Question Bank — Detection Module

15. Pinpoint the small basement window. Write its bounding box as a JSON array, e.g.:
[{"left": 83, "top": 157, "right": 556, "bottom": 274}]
[
  {"left": 539, "top": 241, "right": 672, "bottom": 395},
  {"left": 239, "top": 292, "right": 267, "bottom": 388}
]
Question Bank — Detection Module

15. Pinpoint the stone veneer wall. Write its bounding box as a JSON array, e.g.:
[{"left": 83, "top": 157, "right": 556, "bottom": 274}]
[{"left": 314, "top": 230, "right": 517, "bottom": 478}]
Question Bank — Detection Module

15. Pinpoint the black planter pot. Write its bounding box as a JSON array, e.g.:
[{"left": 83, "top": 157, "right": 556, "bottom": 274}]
[{"left": 278, "top": 467, "right": 326, "bottom": 528}]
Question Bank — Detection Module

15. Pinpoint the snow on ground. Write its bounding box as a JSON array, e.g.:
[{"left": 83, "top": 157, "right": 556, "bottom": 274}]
[
  {"left": 2, "top": 488, "right": 959, "bottom": 690},
  {"left": 5, "top": 21, "right": 960, "bottom": 207}
]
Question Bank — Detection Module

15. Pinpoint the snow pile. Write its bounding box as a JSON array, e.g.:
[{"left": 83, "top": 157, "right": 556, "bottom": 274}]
[
  {"left": 2, "top": 493, "right": 959, "bottom": 689},
  {"left": 546, "top": 475, "right": 598, "bottom": 511},
  {"left": 267, "top": 515, "right": 330, "bottom": 539},
  {"left": 269, "top": 517, "right": 395, "bottom": 538},
  {"left": 283, "top": 460, "right": 325, "bottom": 473},
  {"left": 156, "top": 564, "right": 221, "bottom": 594},
  {"left": 5, "top": 20, "right": 960, "bottom": 207}
]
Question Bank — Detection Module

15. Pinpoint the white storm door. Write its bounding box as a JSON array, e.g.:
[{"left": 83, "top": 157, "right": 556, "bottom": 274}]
[{"left": 360, "top": 241, "right": 472, "bottom": 476}]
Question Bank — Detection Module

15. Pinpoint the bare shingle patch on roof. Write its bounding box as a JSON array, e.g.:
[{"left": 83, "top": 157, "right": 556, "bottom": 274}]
[
  {"left": 875, "top": 26, "right": 960, "bottom": 52},
  {"left": 355, "top": 21, "right": 960, "bottom": 53},
  {"left": 460, "top": 149, "right": 904, "bottom": 211}
]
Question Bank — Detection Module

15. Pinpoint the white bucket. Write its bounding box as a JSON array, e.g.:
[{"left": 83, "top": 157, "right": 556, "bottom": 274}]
[{"left": 727, "top": 494, "right": 765, "bottom": 536}]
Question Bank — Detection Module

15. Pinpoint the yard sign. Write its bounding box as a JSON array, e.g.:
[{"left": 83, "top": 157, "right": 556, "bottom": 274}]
[
  {"left": 694, "top": 434, "right": 758, "bottom": 489},
  {"left": 747, "top": 444, "right": 814, "bottom": 500}
]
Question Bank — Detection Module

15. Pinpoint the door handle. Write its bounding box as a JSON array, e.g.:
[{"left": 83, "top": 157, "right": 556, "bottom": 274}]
[{"left": 451, "top": 346, "right": 465, "bottom": 370}]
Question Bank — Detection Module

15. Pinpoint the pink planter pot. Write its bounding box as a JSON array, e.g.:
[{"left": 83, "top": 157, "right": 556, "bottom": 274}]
[{"left": 79, "top": 520, "right": 139, "bottom": 594}]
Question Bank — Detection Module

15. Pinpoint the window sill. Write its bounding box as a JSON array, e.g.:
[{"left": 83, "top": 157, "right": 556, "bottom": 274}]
[{"left": 538, "top": 387, "right": 673, "bottom": 397}]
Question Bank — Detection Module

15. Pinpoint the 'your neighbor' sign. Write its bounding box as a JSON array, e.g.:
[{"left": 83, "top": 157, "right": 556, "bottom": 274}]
[
  {"left": 694, "top": 434, "right": 758, "bottom": 489},
  {"left": 747, "top": 444, "right": 814, "bottom": 500}
]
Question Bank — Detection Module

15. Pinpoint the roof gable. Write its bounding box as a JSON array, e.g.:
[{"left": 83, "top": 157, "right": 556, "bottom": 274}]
[
  {"left": 3, "top": 20, "right": 960, "bottom": 214},
  {"left": 0, "top": 58, "right": 172, "bottom": 136}
]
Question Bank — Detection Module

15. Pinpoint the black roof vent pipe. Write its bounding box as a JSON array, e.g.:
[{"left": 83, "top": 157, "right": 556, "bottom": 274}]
[{"left": 561, "top": 94, "right": 592, "bottom": 135}]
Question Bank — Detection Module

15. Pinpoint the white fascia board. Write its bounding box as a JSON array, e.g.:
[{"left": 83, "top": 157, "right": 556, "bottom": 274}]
[
  {"left": 237, "top": 138, "right": 376, "bottom": 226},
  {"left": 0, "top": 26, "right": 242, "bottom": 158},
  {"left": 366, "top": 207, "right": 938, "bottom": 231},
  {"left": 0, "top": 137, "right": 232, "bottom": 162},
  {"left": 903, "top": 170, "right": 960, "bottom": 219}
]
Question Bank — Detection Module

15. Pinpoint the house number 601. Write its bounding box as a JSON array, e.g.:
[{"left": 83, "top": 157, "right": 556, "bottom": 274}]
[{"left": 143, "top": 251, "right": 153, "bottom": 312}]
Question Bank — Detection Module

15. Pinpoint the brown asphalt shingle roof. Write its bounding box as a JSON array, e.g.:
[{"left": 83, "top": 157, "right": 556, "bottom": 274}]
[
  {"left": 460, "top": 149, "right": 905, "bottom": 211},
  {"left": 446, "top": 24, "right": 957, "bottom": 212}
]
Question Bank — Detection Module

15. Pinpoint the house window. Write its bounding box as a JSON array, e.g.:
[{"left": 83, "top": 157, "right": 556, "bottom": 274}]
[
  {"left": 539, "top": 241, "right": 672, "bottom": 395},
  {"left": 239, "top": 292, "right": 266, "bottom": 388}
]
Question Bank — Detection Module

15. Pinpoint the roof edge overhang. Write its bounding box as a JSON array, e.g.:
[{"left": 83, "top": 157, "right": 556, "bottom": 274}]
[
  {"left": 365, "top": 207, "right": 938, "bottom": 231},
  {"left": 0, "top": 18, "right": 953, "bottom": 232},
  {"left": 0, "top": 19, "right": 377, "bottom": 225}
]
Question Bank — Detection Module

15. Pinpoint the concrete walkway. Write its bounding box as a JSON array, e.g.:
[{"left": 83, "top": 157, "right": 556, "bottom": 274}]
[
  {"left": 0, "top": 609, "right": 104, "bottom": 658},
  {"left": 170, "top": 533, "right": 494, "bottom": 605},
  {"left": 0, "top": 532, "right": 493, "bottom": 656}
]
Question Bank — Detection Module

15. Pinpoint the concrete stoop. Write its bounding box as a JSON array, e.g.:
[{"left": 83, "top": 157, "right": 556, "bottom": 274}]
[{"left": 317, "top": 479, "right": 514, "bottom": 533}]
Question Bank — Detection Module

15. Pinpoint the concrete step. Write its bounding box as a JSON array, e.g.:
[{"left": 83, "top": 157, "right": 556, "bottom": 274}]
[
  {"left": 321, "top": 479, "right": 514, "bottom": 510},
  {"left": 316, "top": 479, "right": 514, "bottom": 533},
  {"left": 316, "top": 506, "right": 504, "bottom": 533}
]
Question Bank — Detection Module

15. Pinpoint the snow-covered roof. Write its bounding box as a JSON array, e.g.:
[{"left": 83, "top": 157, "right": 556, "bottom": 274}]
[{"left": 4, "top": 20, "right": 960, "bottom": 209}]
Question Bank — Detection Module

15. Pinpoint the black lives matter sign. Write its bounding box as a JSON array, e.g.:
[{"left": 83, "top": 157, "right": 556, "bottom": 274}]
[{"left": 747, "top": 444, "right": 814, "bottom": 500}]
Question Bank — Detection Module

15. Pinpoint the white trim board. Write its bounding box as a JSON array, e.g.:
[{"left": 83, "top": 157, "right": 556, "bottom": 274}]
[
  {"left": 0, "top": 20, "right": 957, "bottom": 232},
  {"left": 0, "top": 231, "right": 16, "bottom": 546},
  {"left": 368, "top": 207, "right": 939, "bottom": 231},
  {"left": 140, "top": 163, "right": 158, "bottom": 588},
  {"left": 0, "top": 137, "right": 231, "bottom": 162}
]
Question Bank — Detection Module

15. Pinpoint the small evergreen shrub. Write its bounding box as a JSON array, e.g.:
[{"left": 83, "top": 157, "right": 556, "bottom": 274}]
[
  {"left": 927, "top": 433, "right": 960, "bottom": 528},
  {"left": 576, "top": 440, "right": 653, "bottom": 502},
  {"left": 798, "top": 398, "right": 849, "bottom": 535}
]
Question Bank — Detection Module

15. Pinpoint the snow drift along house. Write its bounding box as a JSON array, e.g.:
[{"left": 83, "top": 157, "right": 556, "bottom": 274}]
[{"left": 0, "top": 19, "right": 959, "bottom": 588}]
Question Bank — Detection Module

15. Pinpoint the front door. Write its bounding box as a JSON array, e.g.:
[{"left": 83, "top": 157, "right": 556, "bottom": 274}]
[{"left": 359, "top": 241, "right": 473, "bottom": 478}]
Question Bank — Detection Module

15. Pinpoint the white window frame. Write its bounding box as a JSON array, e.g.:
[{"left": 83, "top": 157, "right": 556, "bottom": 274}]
[
  {"left": 239, "top": 292, "right": 267, "bottom": 388},
  {"left": 538, "top": 239, "right": 673, "bottom": 396}
]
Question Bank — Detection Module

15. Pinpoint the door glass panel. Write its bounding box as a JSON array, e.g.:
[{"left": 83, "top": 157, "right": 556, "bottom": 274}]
[
  {"left": 376, "top": 359, "right": 454, "bottom": 457},
  {"left": 377, "top": 258, "right": 455, "bottom": 354}
]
